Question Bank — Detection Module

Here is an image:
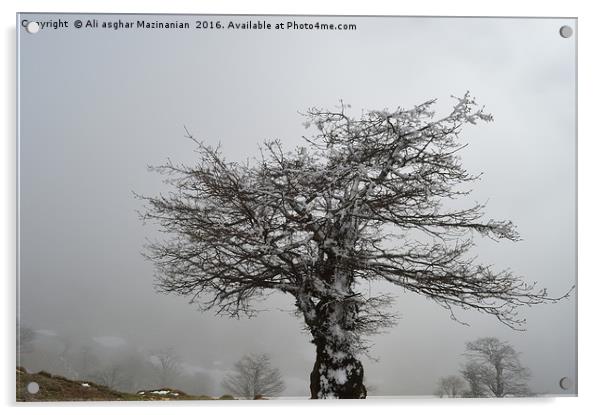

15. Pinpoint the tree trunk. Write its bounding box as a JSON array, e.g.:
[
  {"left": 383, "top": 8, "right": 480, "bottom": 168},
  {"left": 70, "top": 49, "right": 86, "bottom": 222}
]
[
  {"left": 309, "top": 336, "right": 367, "bottom": 399},
  {"left": 303, "top": 244, "right": 366, "bottom": 399},
  {"left": 307, "top": 299, "right": 367, "bottom": 399}
]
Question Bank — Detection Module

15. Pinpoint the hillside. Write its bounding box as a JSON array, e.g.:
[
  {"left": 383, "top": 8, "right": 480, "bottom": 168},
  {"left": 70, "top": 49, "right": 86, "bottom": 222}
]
[{"left": 16, "top": 367, "right": 234, "bottom": 402}]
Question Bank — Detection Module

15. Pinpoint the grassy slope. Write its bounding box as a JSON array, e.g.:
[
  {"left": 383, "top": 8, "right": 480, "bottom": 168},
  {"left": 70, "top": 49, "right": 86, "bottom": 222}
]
[{"left": 16, "top": 367, "right": 234, "bottom": 402}]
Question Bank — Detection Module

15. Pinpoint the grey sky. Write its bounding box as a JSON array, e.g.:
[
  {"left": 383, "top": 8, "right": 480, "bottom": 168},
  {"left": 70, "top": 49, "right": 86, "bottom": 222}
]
[{"left": 18, "top": 14, "right": 576, "bottom": 397}]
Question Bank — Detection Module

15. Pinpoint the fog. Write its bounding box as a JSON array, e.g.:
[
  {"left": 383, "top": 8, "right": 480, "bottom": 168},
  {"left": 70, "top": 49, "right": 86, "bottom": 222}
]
[{"left": 17, "top": 14, "right": 576, "bottom": 397}]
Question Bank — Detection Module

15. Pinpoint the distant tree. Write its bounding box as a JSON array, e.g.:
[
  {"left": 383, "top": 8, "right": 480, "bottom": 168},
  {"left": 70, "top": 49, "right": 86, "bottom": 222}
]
[
  {"left": 57, "top": 336, "right": 80, "bottom": 380},
  {"left": 91, "top": 364, "right": 131, "bottom": 391},
  {"left": 140, "top": 93, "right": 570, "bottom": 398},
  {"left": 76, "top": 344, "right": 100, "bottom": 379},
  {"left": 119, "top": 349, "right": 156, "bottom": 392},
  {"left": 151, "top": 347, "right": 182, "bottom": 387},
  {"left": 222, "top": 353, "right": 285, "bottom": 399},
  {"left": 463, "top": 337, "right": 532, "bottom": 397},
  {"left": 460, "top": 361, "right": 487, "bottom": 397},
  {"left": 16, "top": 320, "right": 35, "bottom": 355},
  {"left": 435, "top": 375, "right": 465, "bottom": 398}
]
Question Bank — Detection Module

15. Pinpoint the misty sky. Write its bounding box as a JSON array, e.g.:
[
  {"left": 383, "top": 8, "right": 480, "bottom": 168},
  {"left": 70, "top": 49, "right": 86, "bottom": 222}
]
[{"left": 17, "top": 14, "right": 576, "bottom": 397}]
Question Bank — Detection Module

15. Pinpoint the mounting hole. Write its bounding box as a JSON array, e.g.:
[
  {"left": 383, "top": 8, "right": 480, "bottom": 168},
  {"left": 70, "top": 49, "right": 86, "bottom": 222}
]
[
  {"left": 27, "top": 381, "right": 39, "bottom": 394},
  {"left": 26, "top": 21, "right": 40, "bottom": 34},
  {"left": 559, "top": 377, "right": 573, "bottom": 390},
  {"left": 25, "top": 21, "right": 40, "bottom": 34},
  {"left": 559, "top": 25, "right": 573, "bottom": 38}
]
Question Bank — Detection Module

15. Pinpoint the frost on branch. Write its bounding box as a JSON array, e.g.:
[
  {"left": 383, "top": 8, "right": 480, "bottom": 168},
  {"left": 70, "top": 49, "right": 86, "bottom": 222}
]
[{"left": 139, "top": 92, "right": 571, "bottom": 398}]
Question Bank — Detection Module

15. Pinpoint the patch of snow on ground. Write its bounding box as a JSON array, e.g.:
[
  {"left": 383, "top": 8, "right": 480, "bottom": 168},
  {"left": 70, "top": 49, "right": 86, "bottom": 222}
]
[
  {"left": 150, "top": 390, "right": 170, "bottom": 395},
  {"left": 81, "top": 383, "right": 90, "bottom": 387}
]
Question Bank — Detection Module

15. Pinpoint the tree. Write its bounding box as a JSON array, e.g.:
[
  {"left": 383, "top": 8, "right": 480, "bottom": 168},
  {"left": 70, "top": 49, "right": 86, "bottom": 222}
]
[
  {"left": 151, "top": 348, "right": 182, "bottom": 387},
  {"left": 16, "top": 320, "right": 36, "bottom": 371},
  {"left": 91, "top": 364, "right": 131, "bottom": 391},
  {"left": 119, "top": 349, "right": 157, "bottom": 392},
  {"left": 460, "top": 361, "right": 487, "bottom": 397},
  {"left": 140, "top": 93, "right": 569, "bottom": 398},
  {"left": 55, "top": 336, "right": 79, "bottom": 380},
  {"left": 435, "top": 375, "right": 465, "bottom": 398},
  {"left": 221, "top": 353, "right": 285, "bottom": 399},
  {"left": 16, "top": 319, "right": 35, "bottom": 355},
  {"left": 463, "top": 337, "right": 532, "bottom": 397},
  {"left": 76, "top": 344, "right": 100, "bottom": 380}
]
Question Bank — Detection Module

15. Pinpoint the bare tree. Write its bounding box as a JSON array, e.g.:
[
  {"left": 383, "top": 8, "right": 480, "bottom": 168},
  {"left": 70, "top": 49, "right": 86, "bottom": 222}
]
[
  {"left": 222, "top": 353, "right": 285, "bottom": 399},
  {"left": 16, "top": 320, "right": 36, "bottom": 371},
  {"left": 119, "top": 349, "right": 156, "bottom": 393},
  {"left": 140, "top": 93, "right": 570, "bottom": 398},
  {"left": 76, "top": 344, "right": 100, "bottom": 379},
  {"left": 55, "top": 336, "right": 79, "bottom": 380},
  {"left": 460, "top": 361, "right": 487, "bottom": 397},
  {"left": 16, "top": 319, "right": 35, "bottom": 355},
  {"left": 151, "top": 347, "right": 182, "bottom": 387},
  {"left": 91, "top": 364, "right": 131, "bottom": 391},
  {"left": 435, "top": 375, "right": 465, "bottom": 398},
  {"left": 463, "top": 337, "right": 532, "bottom": 397}
]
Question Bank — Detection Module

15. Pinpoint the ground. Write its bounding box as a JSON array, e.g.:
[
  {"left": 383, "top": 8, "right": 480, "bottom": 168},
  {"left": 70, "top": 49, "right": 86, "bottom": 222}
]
[{"left": 16, "top": 367, "right": 235, "bottom": 402}]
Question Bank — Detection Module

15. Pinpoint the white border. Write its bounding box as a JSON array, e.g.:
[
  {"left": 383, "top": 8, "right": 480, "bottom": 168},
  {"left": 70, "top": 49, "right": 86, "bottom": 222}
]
[{"left": 3, "top": 1, "right": 600, "bottom": 414}]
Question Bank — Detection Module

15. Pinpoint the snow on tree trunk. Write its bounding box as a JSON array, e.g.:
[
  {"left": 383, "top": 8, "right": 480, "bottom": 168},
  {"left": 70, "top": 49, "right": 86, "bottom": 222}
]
[
  {"left": 309, "top": 336, "right": 366, "bottom": 399},
  {"left": 307, "top": 297, "right": 367, "bottom": 399}
]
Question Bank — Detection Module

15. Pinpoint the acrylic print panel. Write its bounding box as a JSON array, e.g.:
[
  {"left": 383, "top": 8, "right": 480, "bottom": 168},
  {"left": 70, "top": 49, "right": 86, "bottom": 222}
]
[{"left": 16, "top": 14, "right": 576, "bottom": 401}]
